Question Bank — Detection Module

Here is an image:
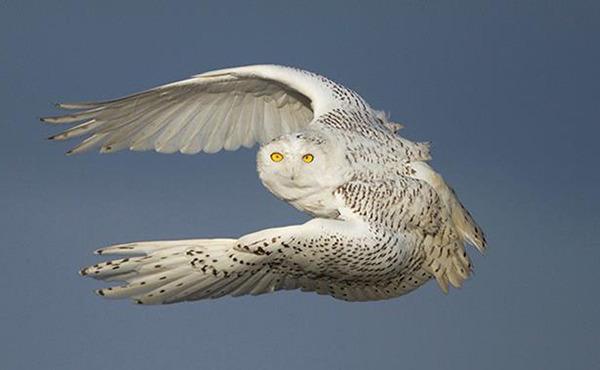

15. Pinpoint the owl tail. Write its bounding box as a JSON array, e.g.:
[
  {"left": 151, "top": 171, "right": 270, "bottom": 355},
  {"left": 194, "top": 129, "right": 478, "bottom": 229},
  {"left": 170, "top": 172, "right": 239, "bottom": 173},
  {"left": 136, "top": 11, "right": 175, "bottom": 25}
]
[
  {"left": 80, "top": 238, "right": 270, "bottom": 305},
  {"left": 423, "top": 238, "right": 473, "bottom": 294},
  {"left": 407, "top": 161, "right": 487, "bottom": 253}
]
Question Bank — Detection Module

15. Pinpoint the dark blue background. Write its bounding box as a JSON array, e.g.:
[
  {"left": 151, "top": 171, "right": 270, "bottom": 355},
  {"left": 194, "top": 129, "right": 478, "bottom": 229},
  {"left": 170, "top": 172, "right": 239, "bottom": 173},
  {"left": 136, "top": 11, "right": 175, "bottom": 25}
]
[{"left": 1, "top": 1, "right": 598, "bottom": 369}]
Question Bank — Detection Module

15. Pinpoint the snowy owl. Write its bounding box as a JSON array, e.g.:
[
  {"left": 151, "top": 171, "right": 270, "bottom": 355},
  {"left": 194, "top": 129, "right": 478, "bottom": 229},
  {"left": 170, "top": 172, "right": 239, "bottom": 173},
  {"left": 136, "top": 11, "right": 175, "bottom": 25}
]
[{"left": 42, "top": 65, "right": 486, "bottom": 304}]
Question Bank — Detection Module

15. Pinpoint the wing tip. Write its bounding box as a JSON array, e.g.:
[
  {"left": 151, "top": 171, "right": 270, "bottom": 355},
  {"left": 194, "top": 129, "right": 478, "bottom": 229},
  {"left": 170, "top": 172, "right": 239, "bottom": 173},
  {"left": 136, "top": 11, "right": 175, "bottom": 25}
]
[
  {"left": 40, "top": 116, "right": 57, "bottom": 124},
  {"left": 47, "top": 133, "right": 66, "bottom": 141}
]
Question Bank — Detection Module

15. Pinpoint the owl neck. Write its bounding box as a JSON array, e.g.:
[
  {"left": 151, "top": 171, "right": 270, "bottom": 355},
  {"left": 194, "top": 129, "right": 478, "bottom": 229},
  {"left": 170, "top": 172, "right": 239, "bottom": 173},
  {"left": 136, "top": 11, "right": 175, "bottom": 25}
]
[{"left": 259, "top": 173, "right": 345, "bottom": 218}]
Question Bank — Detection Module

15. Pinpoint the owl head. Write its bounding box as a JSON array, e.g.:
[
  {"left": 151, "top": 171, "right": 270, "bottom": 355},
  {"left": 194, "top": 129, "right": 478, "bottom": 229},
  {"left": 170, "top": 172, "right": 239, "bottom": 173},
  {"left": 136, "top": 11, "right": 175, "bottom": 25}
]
[{"left": 257, "top": 130, "right": 350, "bottom": 204}]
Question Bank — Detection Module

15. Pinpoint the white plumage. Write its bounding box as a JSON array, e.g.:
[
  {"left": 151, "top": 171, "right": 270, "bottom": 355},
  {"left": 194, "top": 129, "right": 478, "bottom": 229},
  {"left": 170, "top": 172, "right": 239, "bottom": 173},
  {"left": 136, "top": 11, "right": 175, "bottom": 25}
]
[{"left": 43, "top": 64, "right": 486, "bottom": 304}]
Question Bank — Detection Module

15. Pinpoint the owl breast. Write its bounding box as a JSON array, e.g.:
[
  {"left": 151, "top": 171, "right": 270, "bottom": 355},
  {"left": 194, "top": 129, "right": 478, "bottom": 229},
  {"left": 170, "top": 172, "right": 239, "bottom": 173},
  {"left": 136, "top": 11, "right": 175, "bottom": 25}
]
[{"left": 259, "top": 172, "right": 345, "bottom": 218}]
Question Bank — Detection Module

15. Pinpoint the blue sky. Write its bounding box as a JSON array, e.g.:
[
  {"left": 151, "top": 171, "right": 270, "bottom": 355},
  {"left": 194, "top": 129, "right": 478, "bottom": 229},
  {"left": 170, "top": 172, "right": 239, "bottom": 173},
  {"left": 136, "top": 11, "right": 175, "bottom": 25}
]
[{"left": 1, "top": 1, "right": 598, "bottom": 369}]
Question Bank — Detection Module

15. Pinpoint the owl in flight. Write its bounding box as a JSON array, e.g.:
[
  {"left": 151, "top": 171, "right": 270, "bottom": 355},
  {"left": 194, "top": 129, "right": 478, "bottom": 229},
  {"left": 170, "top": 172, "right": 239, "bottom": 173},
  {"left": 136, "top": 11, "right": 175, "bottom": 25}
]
[{"left": 43, "top": 65, "right": 486, "bottom": 304}]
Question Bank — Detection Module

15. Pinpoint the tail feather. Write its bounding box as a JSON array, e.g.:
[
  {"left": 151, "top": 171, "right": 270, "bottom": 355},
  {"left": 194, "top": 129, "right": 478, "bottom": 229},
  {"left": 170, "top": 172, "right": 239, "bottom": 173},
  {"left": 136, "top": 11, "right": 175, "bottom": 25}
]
[
  {"left": 406, "top": 161, "right": 487, "bottom": 253},
  {"left": 450, "top": 194, "right": 487, "bottom": 253},
  {"left": 423, "top": 237, "right": 473, "bottom": 294}
]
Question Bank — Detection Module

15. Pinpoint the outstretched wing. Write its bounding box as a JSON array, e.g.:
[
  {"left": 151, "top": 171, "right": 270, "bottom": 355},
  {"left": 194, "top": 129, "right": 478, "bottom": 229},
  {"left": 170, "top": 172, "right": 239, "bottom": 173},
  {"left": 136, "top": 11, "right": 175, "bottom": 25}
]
[
  {"left": 81, "top": 218, "right": 429, "bottom": 304},
  {"left": 41, "top": 65, "right": 358, "bottom": 154}
]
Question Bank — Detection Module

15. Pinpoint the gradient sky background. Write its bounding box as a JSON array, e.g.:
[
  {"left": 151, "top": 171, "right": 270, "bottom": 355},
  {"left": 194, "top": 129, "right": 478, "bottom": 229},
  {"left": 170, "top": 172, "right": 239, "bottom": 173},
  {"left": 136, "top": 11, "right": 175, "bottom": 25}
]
[{"left": 1, "top": 1, "right": 599, "bottom": 369}]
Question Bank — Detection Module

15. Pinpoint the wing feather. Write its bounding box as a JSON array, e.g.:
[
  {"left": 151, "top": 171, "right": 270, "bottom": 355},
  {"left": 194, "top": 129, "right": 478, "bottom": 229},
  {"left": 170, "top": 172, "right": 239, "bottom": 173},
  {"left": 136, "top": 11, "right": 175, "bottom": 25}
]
[
  {"left": 203, "top": 93, "right": 241, "bottom": 153},
  {"left": 222, "top": 93, "right": 249, "bottom": 151},
  {"left": 241, "top": 97, "right": 259, "bottom": 148},
  {"left": 42, "top": 65, "right": 357, "bottom": 155},
  {"left": 154, "top": 95, "right": 206, "bottom": 153},
  {"left": 279, "top": 104, "right": 296, "bottom": 133},
  {"left": 68, "top": 133, "right": 110, "bottom": 155},
  {"left": 48, "top": 119, "right": 99, "bottom": 141},
  {"left": 252, "top": 98, "right": 267, "bottom": 144},
  {"left": 262, "top": 98, "right": 281, "bottom": 142},
  {"left": 101, "top": 97, "right": 188, "bottom": 153},
  {"left": 180, "top": 95, "right": 228, "bottom": 154}
]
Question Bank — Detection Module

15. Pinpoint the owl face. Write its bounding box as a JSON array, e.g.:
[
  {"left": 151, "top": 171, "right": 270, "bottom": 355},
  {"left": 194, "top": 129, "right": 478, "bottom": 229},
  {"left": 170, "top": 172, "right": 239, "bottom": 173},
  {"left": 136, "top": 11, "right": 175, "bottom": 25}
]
[
  {"left": 258, "top": 133, "right": 327, "bottom": 186},
  {"left": 257, "top": 131, "right": 350, "bottom": 204}
]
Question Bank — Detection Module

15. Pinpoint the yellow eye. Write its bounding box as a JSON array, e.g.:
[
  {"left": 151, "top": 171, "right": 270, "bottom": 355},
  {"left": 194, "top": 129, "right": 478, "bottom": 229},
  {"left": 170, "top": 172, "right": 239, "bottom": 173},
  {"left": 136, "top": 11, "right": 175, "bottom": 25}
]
[
  {"left": 270, "top": 152, "right": 284, "bottom": 162},
  {"left": 302, "top": 153, "right": 314, "bottom": 163}
]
